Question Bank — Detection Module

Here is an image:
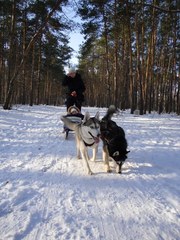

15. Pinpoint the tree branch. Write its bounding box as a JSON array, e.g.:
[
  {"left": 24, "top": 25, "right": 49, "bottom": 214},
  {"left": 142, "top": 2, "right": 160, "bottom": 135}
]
[{"left": 130, "top": 1, "right": 180, "bottom": 13}]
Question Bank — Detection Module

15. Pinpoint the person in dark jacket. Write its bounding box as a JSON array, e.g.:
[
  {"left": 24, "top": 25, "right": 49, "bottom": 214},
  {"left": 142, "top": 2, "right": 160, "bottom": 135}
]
[{"left": 62, "top": 67, "right": 86, "bottom": 111}]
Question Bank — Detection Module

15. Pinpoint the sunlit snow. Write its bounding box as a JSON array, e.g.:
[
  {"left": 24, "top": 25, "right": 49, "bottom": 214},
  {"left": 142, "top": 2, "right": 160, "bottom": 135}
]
[{"left": 0, "top": 105, "right": 179, "bottom": 240}]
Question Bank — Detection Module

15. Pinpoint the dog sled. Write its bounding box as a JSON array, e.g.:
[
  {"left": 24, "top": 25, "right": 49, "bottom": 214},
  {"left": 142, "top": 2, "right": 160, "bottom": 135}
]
[{"left": 62, "top": 106, "right": 84, "bottom": 139}]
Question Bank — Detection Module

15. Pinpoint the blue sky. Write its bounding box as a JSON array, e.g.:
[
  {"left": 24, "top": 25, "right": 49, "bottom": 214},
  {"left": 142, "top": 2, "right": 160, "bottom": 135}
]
[
  {"left": 69, "top": 31, "right": 84, "bottom": 66},
  {"left": 62, "top": 4, "right": 84, "bottom": 67}
]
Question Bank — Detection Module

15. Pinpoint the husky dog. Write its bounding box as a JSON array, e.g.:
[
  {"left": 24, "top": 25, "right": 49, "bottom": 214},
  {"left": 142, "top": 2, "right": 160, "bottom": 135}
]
[
  {"left": 61, "top": 112, "right": 100, "bottom": 175},
  {"left": 100, "top": 105, "right": 129, "bottom": 173}
]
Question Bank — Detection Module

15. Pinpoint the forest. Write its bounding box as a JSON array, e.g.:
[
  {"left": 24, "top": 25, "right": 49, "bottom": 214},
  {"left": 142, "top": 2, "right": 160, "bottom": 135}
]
[{"left": 0, "top": 0, "right": 179, "bottom": 114}]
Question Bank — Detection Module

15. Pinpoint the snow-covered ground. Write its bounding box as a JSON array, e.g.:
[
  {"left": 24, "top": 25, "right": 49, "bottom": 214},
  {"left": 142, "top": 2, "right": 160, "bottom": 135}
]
[{"left": 0, "top": 105, "right": 179, "bottom": 240}]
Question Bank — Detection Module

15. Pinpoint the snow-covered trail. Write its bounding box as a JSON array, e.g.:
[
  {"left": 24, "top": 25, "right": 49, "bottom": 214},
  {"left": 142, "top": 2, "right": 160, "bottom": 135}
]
[{"left": 0, "top": 105, "right": 180, "bottom": 240}]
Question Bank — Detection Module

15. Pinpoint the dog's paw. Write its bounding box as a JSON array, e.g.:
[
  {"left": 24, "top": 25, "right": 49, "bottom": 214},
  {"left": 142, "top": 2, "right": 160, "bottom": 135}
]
[
  {"left": 105, "top": 166, "right": 111, "bottom": 173},
  {"left": 88, "top": 170, "right": 94, "bottom": 175}
]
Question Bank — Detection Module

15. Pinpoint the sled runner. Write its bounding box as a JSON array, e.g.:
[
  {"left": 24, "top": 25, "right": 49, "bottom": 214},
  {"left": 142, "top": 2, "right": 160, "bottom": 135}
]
[{"left": 62, "top": 106, "right": 84, "bottom": 139}]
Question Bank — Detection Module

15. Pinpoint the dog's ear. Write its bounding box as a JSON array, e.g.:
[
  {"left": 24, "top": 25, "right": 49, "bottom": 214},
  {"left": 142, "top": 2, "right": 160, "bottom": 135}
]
[
  {"left": 95, "top": 111, "right": 100, "bottom": 120},
  {"left": 82, "top": 112, "right": 90, "bottom": 123}
]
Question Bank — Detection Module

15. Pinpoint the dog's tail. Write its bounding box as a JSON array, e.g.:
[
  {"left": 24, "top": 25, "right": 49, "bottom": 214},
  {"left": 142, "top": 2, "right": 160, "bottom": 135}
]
[
  {"left": 61, "top": 116, "right": 79, "bottom": 131},
  {"left": 102, "top": 105, "right": 117, "bottom": 121}
]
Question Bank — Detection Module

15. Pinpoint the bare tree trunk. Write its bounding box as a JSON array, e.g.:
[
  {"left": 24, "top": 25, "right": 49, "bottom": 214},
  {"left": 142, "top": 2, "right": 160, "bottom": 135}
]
[
  {"left": 125, "top": 1, "right": 135, "bottom": 114},
  {"left": 102, "top": 7, "right": 111, "bottom": 106},
  {"left": 36, "top": 36, "right": 42, "bottom": 105},
  {"left": 0, "top": 21, "right": 6, "bottom": 103},
  {"left": 135, "top": 12, "right": 144, "bottom": 115},
  {"left": 5, "top": 0, "right": 17, "bottom": 108},
  {"left": 172, "top": 5, "right": 178, "bottom": 113},
  {"left": 30, "top": 43, "right": 35, "bottom": 106},
  {"left": 148, "top": 0, "right": 157, "bottom": 114},
  {"left": 113, "top": 0, "right": 119, "bottom": 107},
  {"left": 177, "top": 77, "right": 180, "bottom": 115},
  {"left": 22, "top": 8, "right": 27, "bottom": 105},
  {"left": 158, "top": 48, "right": 165, "bottom": 114}
]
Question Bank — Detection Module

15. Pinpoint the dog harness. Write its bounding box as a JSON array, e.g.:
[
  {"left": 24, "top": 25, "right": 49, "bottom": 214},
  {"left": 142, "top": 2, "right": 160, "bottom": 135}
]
[
  {"left": 82, "top": 118, "right": 100, "bottom": 147},
  {"left": 83, "top": 140, "right": 95, "bottom": 147},
  {"left": 82, "top": 131, "right": 97, "bottom": 146}
]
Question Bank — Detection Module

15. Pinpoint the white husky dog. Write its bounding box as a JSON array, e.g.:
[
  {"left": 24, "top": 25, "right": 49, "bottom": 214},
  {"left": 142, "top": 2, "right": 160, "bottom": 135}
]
[{"left": 61, "top": 112, "right": 100, "bottom": 175}]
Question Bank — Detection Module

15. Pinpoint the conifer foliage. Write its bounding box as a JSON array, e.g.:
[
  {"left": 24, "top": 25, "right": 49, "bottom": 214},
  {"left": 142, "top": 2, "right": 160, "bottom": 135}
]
[
  {"left": 0, "top": 0, "right": 71, "bottom": 109},
  {"left": 78, "top": 0, "right": 179, "bottom": 114},
  {"left": 0, "top": 0, "right": 179, "bottom": 114}
]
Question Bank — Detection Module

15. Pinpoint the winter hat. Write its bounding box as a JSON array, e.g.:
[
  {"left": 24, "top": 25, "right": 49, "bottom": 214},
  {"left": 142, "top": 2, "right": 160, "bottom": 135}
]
[
  {"left": 68, "top": 67, "right": 76, "bottom": 74},
  {"left": 67, "top": 106, "right": 80, "bottom": 114}
]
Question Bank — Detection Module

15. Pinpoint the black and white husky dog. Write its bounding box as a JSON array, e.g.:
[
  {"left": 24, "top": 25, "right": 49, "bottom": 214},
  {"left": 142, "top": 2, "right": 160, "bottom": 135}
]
[
  {"left": 61, "top": 112, "right": 100, "bottom": 175},
  {"left": 100, "top": 105, "right": 129, "bottom": 173}
]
